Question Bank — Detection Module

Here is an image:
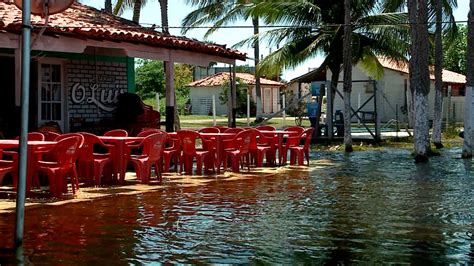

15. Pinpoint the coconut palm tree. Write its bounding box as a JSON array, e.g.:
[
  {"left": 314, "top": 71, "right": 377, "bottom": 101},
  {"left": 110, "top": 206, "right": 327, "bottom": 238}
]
[
  {"left": 182, "top": 0, "right": 265, "bottom": 124},
  {"left": 240, "top": 0, "right": 410, "bottom": 140},
  {"left": 432, "top": 0, "right": 444, "bottom": 149},
  {"left": 407, "top": 0, "right": 431, "bottom": 162},
  {"left": 105, "top": 0, "right": 112, "bottom": 13},
  {"left": 462, "top": 0, "right": 474, "bottom": 158},
  {"left": 114, "top": 0, "right": 150, "bottom": 24},
  {"left": 343, "top": 0, "right": 353, "bottom": 152}
]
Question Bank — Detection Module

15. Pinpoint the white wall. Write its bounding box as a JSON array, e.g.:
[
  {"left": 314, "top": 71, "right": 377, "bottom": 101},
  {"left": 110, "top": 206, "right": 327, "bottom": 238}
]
[{"left": 189, "top": 86, "right": 227, "bottom": 115}]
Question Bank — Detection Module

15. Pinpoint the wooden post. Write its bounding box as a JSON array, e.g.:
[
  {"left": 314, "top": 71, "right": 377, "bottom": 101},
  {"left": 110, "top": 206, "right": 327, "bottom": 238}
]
[
  {"left": 374, "top": 81, "right": 381, "bottom": 142},
  {"left": 282, "top": 94, "right": 286, "bottom": 125},
  {"left": 155, "top": 92, "right": 160, "bottom": 111},
  {"left": 247, "top": 93, "right": 250, "bottom": 126},
  {"left": 231, "top": 64, "right": 237, "bottom": 127},
  {"left": 327, "top": 81, "right": 333, "bottom": 140}
]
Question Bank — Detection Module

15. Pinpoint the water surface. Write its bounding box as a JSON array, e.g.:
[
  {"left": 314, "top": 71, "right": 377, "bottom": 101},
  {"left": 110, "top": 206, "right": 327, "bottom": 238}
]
[{"left": 1, "top": 148, "right": 473, "bottom": 264}]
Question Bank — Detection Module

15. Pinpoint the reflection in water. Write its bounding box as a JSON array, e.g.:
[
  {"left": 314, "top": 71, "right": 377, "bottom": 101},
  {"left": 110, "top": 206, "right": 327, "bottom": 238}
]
[{"left": 0, "top": 148, "right": 473, "bottom": 264}]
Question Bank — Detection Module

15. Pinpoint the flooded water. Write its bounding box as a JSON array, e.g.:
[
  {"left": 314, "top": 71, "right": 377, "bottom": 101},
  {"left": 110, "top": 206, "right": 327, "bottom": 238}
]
[{"left": 0, "top": 148, "right": 473, "bottom": 264}]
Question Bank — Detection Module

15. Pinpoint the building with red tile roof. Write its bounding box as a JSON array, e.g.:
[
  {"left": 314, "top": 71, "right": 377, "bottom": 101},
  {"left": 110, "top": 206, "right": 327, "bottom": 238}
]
[
  {"left": 188, "top": 72, "right": 284, "bottom": 115},
  {"left": 0, "top": 2, "right": 246, "bottom": 136}
]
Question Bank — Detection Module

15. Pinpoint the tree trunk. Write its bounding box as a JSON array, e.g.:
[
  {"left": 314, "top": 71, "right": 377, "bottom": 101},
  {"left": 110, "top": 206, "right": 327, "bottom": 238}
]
[
  {"left": 432, "top": 0, "right": 444, "bottom": 149},
  {"left": 462, "top": 0, "right": 474, "bottom": 158},
  {"left": 105, "top": 0, "right": 112, "bottom": 13},
  {"left": 408, "top": 0, "right": 430, "bottom": 163},
  {"left": 343, "top": 0, "right": 353, "bottom": 152},
  {"left": 327, "top": 63, "right": 341, "bottom": 141},
  {"left": 253, "top": 17, "right": 263, "bottom": 122},
  {"left": 159, "top": 0, "right": 169, "bottom": 35},
  {"left": 132, "top": 0, "right": 142, "bottom": 24}
]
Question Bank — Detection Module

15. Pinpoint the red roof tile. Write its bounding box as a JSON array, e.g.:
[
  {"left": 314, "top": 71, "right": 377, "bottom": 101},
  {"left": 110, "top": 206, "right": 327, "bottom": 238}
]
[
  {"left": 378, "top": 57, "right": 466, "bottom": 84},
  {"left": 188, "top": 72, "right": 284, "bottom": 87},
  {"left": 0, "top": 2, "right": 246, "bottom": 60}
]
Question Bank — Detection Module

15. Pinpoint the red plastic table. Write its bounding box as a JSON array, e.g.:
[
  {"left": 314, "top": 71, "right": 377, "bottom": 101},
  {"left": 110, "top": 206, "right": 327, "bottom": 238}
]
[
  {"left": 0, "top": 140, "right": 56, "bottom": 192},
  {"left": 98, "top": 136, "right": 144, "bottom": 183},
  {"left": 258, "top": 130, "right": 297, "bottom": 165}
]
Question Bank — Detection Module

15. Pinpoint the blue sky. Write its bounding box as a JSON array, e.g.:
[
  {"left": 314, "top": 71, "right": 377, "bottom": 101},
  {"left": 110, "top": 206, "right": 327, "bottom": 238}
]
[{"left": 84, "top": 0, "right": 470, "bottom": 81}]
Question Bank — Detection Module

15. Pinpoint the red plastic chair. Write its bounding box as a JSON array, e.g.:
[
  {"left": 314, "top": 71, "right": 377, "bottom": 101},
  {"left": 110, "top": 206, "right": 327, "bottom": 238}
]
[
  {"left": 14, "top": 132, "right": 45, "bottom": 141},
  {"left": 223, "top": 130, "right": 253, "bottom": 172},
  {"left": 77, "top": 132, "right": 115, "bottom": 186},
  {"left": 137, "top": 128, "right": 166, "bottom": 137},
  {"left": 212, "top": 126, "right": 228, "bottom": 132},
  {"left": 198, "top": 127, "right": 220, "bottom": 133},
  {"left": 129, "top": 133, "right": 167, "bottom": 183},
  {"left": 288, "top": 127, "right": 315, "bottom": 165},
  {"left": 104, "top": 129, "right": 128, "bottom": 137},
  {"left": 247, "top": 129, "right": 272, "bottom": 167},
  {"left": 36, "top": 136, "right": 82, "bottom": 198},
  {"left": 162, "top": 134, "right": 180, "bottom": 173},
  {"left": 43, "top": 131, "right": 61, "bottom": 141},
  {"left": 255, "top": 125, "right": 276, "bottom": 131},
  {"left": 223, "top": 128, "right": 245, "bottom": 134},
  {"left": 284, "top": 126, "right": 305, "bottom": 137},
  {"left": 0, "top": 149, "right": 16, "bottom": 187},
  {"left": 177, "top": 130, "right": 213, "bottom": 175}
]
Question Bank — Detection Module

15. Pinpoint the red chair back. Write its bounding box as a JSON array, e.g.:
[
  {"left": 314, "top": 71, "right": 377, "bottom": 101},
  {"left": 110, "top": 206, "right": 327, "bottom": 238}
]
[
  {"left": 15, "top": 132, "right": 45, "bottom": 141},
  {"left": 55, "top": 133, "right": 85, "bottom": 149},
  {"left": 256, "top": 125, "right": 276, "bottom": 131},
  {"left": 43, "top": 131, "right": 60, "bottom": 141},
  {"left": 212, "top": 126, "right": 228, "bottom": 132},
  {"left": 235, "top": 130, "right": 253, "bottom": 154},
  {"left": 78, "top": 132, "right": 103, "bottom": 162},
  {"left": 141, "top": 133, "right": 167, "bottom": 162},
  {"left": 137, "top": 128, "right": 166, "bottom": 137},
  {"left": 198, "top": 127, "right": 220, "bottom": 133},
  {"left": 247, "top": 128, "right": 269, "bottom": 150},
  {"left": 177, "top": 130, "right": 200, "bottom": 156},
  {"left": 224, "top": 128, "right": 244, "bottom": 134},
  {"left": 284, "top": 126, "right": 305, "bottom": 137},
  {"left": 302, "top": 127, "right": 315, "bottom": 149},
  {"left": 54, "top": 136, "right": 82, "bottom": 166},
  {"left": 104, "top": 129, "right": 128, "bottom": 137}
]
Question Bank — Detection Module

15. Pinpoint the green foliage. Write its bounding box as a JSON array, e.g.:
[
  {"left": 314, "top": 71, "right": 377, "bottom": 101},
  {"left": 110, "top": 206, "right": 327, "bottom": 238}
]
[
  {"left": 219, "top": 78, "right": 256, "bottom": 117},
  {"left": 135, "top": 59, "right": 165, "bottom": 99},
  {"left": 135, "top": 60, "right": 193, "bottom": 113},
  {"left": 443, "top": 24, "right": 467, "bottom": 75}
]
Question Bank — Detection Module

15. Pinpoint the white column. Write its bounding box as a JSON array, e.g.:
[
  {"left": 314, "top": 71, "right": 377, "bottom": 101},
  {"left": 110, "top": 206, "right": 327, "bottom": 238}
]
[
  {"left": 212, "top": 94, "right": 217, "bottom": 126},
  {"left": 247, "top": 93, "right": 250, "bottom": 126},
  {"left": 282, "top": 94, "right": 286, "bottom": 125},
  {"left": 155, "top": 92, "right": 160, "bottom": 111}
]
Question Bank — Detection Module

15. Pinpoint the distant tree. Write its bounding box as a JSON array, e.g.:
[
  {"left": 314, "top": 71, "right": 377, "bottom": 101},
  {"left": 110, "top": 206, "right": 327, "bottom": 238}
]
[
  {"left": 235, "top": 64, "right": 256, "bottom": 74},
  {"left": 443, "top": 24, "right": 467, "bottom": 75},
  {"left": 135, "top": 60, "right": 193, "bottom": 101},
  {"left": 135, "top": 59, "right": 165, "bottom": 99},
  {"left": 219, "top": 78, "right": 256, "bottom": 117}
]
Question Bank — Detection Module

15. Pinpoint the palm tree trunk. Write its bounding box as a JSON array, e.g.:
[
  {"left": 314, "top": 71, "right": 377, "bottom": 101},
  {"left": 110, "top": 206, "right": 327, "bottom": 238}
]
[
  {"left": 462, "top": 0, "right": 474, "bottom": 158},
  {"left": 132, "top": 0, "right": 142, "bottom": 24},
  {"left": 432, "top": 0, "right": 444, "bottom": 149},
  {"left": 408, "top": 0, "right": 430, "bottom": 163},
  {"left": 327, "top": 63, "right": 341, "bottom": 141},
  {"left": 105, "top": 0, "right": 112, "bottom": 13},
  {"left": 253, "top": 17, "right": 263, "bottom": 122},
  {"left": 342, "top": 0, "right": 353, "bottom": 152},
  {"left": 159, "top": 0, "right": 169, "bottom": 35}
]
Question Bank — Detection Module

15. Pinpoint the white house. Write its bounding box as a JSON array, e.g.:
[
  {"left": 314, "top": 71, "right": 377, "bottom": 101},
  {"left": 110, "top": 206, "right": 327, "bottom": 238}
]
[
  {"left": 188, "top": 72, "right": 284, "bottom": 116},
  {"left": 289, "top": 58, "right": 466, "bottom": 124}
]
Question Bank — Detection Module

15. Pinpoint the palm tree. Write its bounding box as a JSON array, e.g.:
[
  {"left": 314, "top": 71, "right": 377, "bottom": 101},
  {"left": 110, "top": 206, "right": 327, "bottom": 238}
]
[
  {"left": 408, "top": 0, "right": 431, "bottom": 162},
  {"left": 432, "top": 0, "right": 444, "bottom": 149},
  {"left": 114, "top": 0, "right": 150, "bottom": 24},
  {"left": 462, "top": 0, "right": 474, "bottom": 158},
  {"left": 241, "top": 0, "right": 409, "bottom": 140},
  {"left": 182, "top": 0, "right": 265, "bottom": 124},
  {"left": 105, "top": 0, "right": 112, "bottom": 13},
  {"left": 343, "top": 0, "right": 353, "bottom": 152},
  {"left": 159, "top": 0, "right": 169, "bottom": 34}
]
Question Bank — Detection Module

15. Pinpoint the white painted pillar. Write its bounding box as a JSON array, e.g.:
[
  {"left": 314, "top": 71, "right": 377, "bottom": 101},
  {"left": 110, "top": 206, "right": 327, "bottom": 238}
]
[
  {"left": 462, "top": 86, "right": 473, "bottom": 157},
  {"left": 247, "top": 93, "right": 250, "bottom": 126},
  {"left": 212, "top": 94, "right": 217, "bottom": 126},
  {"left": 282, "top": 94, "right": 286, "bottom": 125}
]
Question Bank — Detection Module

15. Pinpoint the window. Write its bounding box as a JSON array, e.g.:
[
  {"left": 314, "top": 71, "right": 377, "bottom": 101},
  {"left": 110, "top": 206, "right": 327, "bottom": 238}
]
[{"left": 39, "top": 63, "right": 63, "bottom": 122}]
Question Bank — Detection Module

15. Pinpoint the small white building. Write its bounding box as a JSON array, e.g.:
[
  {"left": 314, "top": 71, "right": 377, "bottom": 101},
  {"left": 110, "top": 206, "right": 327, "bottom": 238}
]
[
  {"left": 188, "top": 72, "right": 284, "bottom": 116},
  {"left": 289, "top": 58, "right": 466, "bottom": 124}
]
